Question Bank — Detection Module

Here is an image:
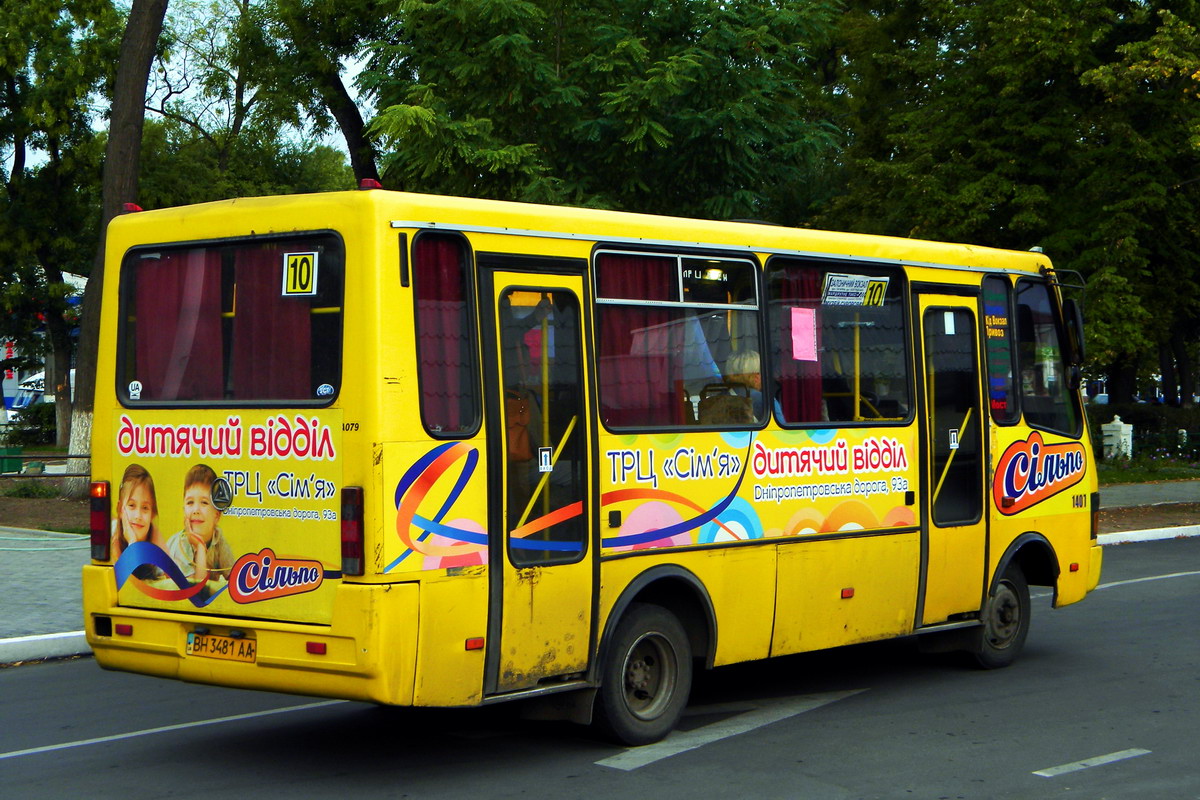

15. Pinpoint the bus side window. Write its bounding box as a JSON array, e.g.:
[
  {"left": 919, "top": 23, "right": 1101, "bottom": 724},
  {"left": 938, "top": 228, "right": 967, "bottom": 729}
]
[
  {"left": 766, "top": 259, "right": 910, "bottom": 425},
  {"left": 595, "top": 252, "right": 762, "bottom": 430},
  {"left": 412, "top": 233, "right": 481, "bottom": 435}
]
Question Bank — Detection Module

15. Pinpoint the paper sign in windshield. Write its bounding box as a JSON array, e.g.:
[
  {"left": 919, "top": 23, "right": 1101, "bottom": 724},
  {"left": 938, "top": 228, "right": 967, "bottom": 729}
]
[{"left": 821, "top": 273, "right": 889, "bottom": 307}]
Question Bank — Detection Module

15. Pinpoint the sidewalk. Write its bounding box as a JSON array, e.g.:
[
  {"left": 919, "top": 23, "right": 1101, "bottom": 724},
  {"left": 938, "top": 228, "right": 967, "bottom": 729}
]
[
  {"left": 0, "top": 527, "right": 91, "bottom": 662},
  {"left": 1098, "top": 479, "right": 1200, "bottom": 509},
  {"left": 2, "top": 481, "right": 1198, "bottom": 664}
]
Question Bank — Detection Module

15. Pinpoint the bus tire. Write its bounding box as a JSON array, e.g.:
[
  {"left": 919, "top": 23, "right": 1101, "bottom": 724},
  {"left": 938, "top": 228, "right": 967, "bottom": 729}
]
[
  {"left": 596, "top": 602, "right": 692, "bottom": 746},
  {"left": 972, "top": 564, "right": 1030, "bottom": 669}
]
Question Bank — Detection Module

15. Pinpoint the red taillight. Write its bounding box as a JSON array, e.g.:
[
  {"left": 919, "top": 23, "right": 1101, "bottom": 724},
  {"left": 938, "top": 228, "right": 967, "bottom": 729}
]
[
  {"left": 341, "top": 486, "right": 364, "bottom": 576},
  {"left": 90, "top": 481, "right": 110, "bottom": 561},
  {"left": 358, "top": 178, "right": 382, "bottom": 190},
  {"left": 122, "top": 202, "right": 143, "bottom": 212}
]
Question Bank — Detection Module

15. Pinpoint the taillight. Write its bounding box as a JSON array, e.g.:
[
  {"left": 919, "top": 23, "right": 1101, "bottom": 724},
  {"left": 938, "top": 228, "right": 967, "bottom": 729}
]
[
  {"left": 341, "top": 486, "right": 364, "bottom": 576},
  {"left": 90, "top": 481, "right": 110, "bottom": 560}
]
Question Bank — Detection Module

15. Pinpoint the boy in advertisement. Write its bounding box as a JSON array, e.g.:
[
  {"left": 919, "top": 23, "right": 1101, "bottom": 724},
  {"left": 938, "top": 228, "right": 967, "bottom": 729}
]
[{"left": 166, "top": 464, "right": 234, "bottom": 596}]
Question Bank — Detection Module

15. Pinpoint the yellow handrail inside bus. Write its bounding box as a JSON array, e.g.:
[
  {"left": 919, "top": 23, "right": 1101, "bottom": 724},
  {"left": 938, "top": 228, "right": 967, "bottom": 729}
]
[
  {"left": 932, "top": 406, "right": 972, "bottom": 506},
  {"left": 515, "top": 414, "right": 578, "bottom": 532}
]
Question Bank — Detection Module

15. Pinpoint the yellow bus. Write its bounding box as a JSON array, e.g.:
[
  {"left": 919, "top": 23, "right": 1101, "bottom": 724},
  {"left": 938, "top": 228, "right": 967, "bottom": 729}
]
[{"left": 83, "top": 187, "right": 1101, "bottom": 745}]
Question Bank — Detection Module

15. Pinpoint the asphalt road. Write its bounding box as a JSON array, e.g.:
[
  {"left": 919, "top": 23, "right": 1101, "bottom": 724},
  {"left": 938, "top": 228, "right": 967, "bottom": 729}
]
[{"left": 2, "top": 538, "right": 1197, "bottom": 799}]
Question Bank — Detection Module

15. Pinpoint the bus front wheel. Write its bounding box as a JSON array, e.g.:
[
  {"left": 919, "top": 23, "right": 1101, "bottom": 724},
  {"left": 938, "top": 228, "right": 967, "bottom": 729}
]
[
  {"left": 972, "top": 564, "right": 1030, "bottom": 669},
  {"left": 597, "top": 602, "right": 692, "bottom": 746}
]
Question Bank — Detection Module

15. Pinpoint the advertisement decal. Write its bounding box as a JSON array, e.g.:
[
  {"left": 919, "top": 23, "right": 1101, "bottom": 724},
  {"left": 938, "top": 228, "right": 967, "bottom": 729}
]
[
  {"left": 110, "top": 410, "right": 342, "bottom": 622},
  {"left": 993, "top": 431, "right": 1086, "bottom": 515}
]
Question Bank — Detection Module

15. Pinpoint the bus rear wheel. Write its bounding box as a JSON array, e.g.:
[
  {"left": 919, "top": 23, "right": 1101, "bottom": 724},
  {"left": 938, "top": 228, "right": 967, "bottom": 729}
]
[
  {"left": 972, "top": 564, "right": 1030, "bottom": 669},
  {"left": 597, "top": 602, "right": 692, "bottom": 746}
]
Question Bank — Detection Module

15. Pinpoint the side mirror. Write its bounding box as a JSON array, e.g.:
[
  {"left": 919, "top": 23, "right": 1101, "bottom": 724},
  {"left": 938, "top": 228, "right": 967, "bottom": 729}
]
[
  {"left": 1068, "top": 364, "right": 1083, "bottom": 392},
  {"left": 1063, "top": 298, "right": 1086, "bottom": 365}
]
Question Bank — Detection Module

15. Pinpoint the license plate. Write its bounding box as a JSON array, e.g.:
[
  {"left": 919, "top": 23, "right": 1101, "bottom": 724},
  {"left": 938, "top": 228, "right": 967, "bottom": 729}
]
[{"left": 186, "top": 632, "right": 256, "bottom": 663}]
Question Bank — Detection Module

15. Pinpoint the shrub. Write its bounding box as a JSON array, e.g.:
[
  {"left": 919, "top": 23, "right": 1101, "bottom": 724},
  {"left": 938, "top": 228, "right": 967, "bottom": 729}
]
[
  {"left": 2, "top": 403, "right": 57, "bottom": 448},
  {"left": 1, "top": 480, "right": 60, "bottom": 498},
  {"left": 1088, "top": 402, "right": 1200, "bottom": 463}
]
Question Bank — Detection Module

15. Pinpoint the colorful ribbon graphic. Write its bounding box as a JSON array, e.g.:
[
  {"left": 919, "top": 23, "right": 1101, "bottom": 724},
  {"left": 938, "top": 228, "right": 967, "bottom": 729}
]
[{"left": 114, "top": 540, "right": 226, "bottom": 606}]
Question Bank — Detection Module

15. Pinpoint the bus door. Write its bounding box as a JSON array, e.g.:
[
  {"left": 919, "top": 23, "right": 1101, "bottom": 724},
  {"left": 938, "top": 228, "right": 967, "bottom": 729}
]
[
  {"left": 915, "top": 293, "right": 987, "bottom": 625},
  {"left": 482, "top": 268, "right": 595, "bottom": 695}
]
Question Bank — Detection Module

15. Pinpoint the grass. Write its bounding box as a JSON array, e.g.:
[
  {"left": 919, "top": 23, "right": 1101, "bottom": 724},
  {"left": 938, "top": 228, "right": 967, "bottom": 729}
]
[
  {"left": 46, "top": 525, "right": 89, "bottom": 536},
  {"left": 1097, "top": 454, "right": 1200, "bottom": 486}
]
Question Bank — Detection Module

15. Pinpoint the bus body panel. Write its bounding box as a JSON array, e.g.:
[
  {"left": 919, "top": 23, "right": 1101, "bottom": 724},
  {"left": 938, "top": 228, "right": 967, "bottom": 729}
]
[
  {"left": 772, "top": 532, "right": 920, "bottom": 655},
  {"left": 85, "top": 564, "right": 420, "bottom": 704},
  {"left": 597, "top": 546, "right": 778, "bottom": 668},
  {"left": 413, "top": 569, "right": 488, "bottom": 706},
  {"left": 84, "top": 189, "right": 1100, "bottom": 724}
]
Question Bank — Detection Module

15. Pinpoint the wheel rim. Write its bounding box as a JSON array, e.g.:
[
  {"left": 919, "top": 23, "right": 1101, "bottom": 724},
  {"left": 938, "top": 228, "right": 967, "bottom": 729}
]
[
  {"left": 984, "top": 581, "right": 1021, "bottom": 650},
  {"left": 621, "top": 630, "right": 678, "bottom": 721}
]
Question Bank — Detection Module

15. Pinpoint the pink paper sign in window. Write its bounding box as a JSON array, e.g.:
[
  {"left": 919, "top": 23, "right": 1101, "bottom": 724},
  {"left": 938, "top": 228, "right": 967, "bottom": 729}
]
[{"left": 791, "top": 306, "right": 818, "bottom": 362}]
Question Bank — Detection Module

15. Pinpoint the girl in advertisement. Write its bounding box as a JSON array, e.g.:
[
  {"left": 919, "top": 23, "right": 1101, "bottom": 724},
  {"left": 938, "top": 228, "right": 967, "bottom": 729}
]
[
  {"left": 166, "top": 464, "right": 234, "bottom": 595},
  {"left": 111, "top": 463, "right": 167, "bottom": 579}
]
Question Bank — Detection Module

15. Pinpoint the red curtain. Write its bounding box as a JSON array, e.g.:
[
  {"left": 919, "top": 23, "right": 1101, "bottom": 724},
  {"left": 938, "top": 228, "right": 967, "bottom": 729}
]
[
  {"left": 414, "top": 236, "right": 470, "bottom": 432},
  {"left": 134, "top": 249, "right": 223, "bottom": 400},
  {"left": 231, "top": 247, "right": 311, "bottom": 399},
  {"left": 596, "top": 254, "right": 681, "bottom": 426},
  {"left": 774, "top": 267, "right": 824, "bottom": 423}
]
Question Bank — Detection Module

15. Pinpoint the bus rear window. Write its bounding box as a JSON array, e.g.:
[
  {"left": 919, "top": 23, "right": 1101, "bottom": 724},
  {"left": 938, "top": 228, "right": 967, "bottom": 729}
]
[{"left": 118, "top": 234, "right": 344, "bottom": 405}]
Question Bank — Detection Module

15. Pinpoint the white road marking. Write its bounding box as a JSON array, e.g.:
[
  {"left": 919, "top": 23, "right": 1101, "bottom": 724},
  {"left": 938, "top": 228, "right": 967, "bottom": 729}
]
[
  {"left": 0, "top": 700, "right": 345, "bottom": 761},
  {"left": 1034, "top": 748, "right": 1151, "bottom": 777},
  {"left": 1032, "top": 569, "right": 1200, "bottom": 600},
  {"left": 595, "top": 689, "right": 866, "bottom": 771},
  {"left": 1096, "top": 571, "right": 1200, "bottom": 591}
]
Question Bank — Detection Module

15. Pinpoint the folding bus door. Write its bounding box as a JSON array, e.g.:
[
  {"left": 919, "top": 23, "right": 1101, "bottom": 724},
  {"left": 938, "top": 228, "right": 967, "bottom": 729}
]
[
  {"left": 481, "top": 267, "right": 596, "bottom": 695},
  {"left": 915, "top": 293, "right": 987, "bottom": 625}
]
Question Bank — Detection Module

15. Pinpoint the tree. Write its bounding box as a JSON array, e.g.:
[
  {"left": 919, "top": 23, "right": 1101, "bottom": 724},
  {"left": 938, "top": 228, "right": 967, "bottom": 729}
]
[
  {"left": 69, "top": 0, "right": 169, "bottom": 492},
  {"left": 1082, "top": 5, "right": 1200, "bottom": 405},
  {"left": 364, "top": 0, "right": 841, "bottom": 220},
  {"left": 137, "top": 116, "right": 353, "bottom": 205},
  {"left": 1, "top": 1, "right": 122, "bottom": 446},
  {"left": 816, "top": 0, "right": 1200, "bottom": 404},
  {"left": 267, "top": 0, "right": 386, "bottom": 183}
]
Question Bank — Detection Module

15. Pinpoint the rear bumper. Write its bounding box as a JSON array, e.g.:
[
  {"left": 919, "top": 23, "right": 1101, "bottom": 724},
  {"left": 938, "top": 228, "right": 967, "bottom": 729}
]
[
  {"left": 83, "top": 565, "right": 419, "bottom": 705},
  {"left": 1087, "top": 543, "right": 1103, "bottom": 592}
]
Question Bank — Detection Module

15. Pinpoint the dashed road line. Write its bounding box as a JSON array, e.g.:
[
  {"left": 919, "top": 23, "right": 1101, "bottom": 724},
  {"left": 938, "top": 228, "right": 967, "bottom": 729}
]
[
  {"left": 595, "top": 689, "right": 866, "bottom": 771},
  {"left": 1034, "top": 748, "right": 1151, "bottom": 777},
  {"left": 0, "top": 700, "right": 346, "bottom": 761}
]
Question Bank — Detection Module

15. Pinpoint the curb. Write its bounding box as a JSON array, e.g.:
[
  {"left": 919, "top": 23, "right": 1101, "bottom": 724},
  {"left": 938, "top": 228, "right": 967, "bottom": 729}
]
[
  {"left": 0, "top": 631, "right": 89, "bottom": 664},
  {"left": 3, "top": 525, "right": 1198, "bottom": 666},
  {"left": 1097, "top": 525, "right": 1200, "bottom": 546}
]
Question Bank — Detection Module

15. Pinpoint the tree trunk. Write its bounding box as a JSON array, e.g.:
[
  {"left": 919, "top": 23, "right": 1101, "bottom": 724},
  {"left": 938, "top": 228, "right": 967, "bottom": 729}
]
[
  {"left": 65, "top": 0, "right": 169, "bottom": 498},
  {"left": 1158, "top": 342, "right": 1179, "bottom": 406},
  {"left": 1107, "top": 358, "right": 1140, "bottom": 405},
  {"left": 318, "top": 70, "right": 379, "bottom": 184},
  {"left": 1171, "top": 328, "right": 1195, "bottom": 409}
]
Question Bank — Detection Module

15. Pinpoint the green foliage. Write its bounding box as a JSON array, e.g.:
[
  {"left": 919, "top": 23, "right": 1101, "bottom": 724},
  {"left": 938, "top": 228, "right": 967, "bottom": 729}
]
[
  {"left": 141, "top": 0, "right": 356, "bottom": 207},
  {"left": 138, "top": 118, "right": 353, "bottom": 208},
  {"left": 0, "top": 1, "right": 119, "bottom": 447},
  {"left": 818, "top": 0, "right": 1200, "bottom": 381},
  {"left": 2, "top": 403, "right": 57, "bottom": 448},
  {"left": 1, "top": 479, "right": 60, "bottom": 499},
  {"left": 364, "top": 0, "right": 841, "bottom": 220}
]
